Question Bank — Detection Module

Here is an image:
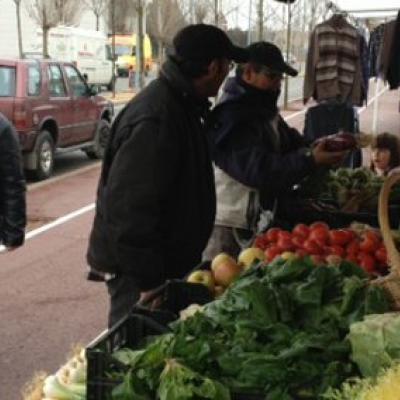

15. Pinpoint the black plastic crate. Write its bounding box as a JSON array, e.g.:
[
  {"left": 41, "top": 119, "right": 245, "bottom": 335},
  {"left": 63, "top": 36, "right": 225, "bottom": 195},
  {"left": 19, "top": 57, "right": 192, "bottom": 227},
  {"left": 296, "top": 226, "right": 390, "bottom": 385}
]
[
  {"left": 138, "top": 278, "right": 214, "bottom": 317},
  {"left": 86, "top": 313, "right": 170, "bottom": 400}
]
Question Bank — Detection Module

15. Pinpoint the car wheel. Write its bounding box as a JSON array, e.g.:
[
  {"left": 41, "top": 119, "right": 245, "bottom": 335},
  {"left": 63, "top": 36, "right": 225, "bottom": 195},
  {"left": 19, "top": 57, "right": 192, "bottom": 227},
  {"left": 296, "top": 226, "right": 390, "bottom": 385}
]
[
  {"left": 31, "top": 130, "right": 55, "bottom": 180},
  {"left": 85, "top": 119, "right": 110, "bottom": 159}
]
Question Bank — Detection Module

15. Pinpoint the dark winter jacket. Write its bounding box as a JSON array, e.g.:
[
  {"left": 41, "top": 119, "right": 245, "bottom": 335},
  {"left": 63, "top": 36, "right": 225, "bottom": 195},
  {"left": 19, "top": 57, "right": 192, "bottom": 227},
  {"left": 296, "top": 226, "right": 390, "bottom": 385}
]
[
  {"left": 208, "top": 77, "right": 316, "bottom": 211},
  {"left": 387, "top": 11, "right": 400, "bottom": 90},
  {"left": 0, "top": 114, "right": 26, "bottom": 247},
  {"left": 87, "top": 59, "right": 216, "bottom": 290}
]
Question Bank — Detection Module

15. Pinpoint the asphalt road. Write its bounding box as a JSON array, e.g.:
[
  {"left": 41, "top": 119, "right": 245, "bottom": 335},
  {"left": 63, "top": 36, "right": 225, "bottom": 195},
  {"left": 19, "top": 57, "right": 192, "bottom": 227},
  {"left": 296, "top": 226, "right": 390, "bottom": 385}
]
[{"left": 2, "top": 80, "right": 396, "bottom": 400}]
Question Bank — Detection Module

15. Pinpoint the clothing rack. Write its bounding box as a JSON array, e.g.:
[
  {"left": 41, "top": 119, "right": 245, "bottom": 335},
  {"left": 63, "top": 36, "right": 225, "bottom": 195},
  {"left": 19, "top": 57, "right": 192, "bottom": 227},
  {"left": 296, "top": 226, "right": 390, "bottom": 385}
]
[{"left": 326, "top": 2, "right": 399, "bottom": 134}]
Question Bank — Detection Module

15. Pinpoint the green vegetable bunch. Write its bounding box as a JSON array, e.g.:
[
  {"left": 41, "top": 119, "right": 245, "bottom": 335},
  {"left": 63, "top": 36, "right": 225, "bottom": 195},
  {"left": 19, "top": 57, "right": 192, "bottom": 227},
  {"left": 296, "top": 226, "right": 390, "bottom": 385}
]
[{"left": 110, "top": 258, "right": 390, "bottom": 400}]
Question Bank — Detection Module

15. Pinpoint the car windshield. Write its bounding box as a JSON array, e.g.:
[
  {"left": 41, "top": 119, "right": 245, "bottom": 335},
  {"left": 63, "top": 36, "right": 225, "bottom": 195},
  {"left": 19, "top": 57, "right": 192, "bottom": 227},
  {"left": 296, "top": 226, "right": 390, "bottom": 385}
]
[
  {"left": 115, "top": 45, "right": 131, "bottom": 56},
  {"left": 0, "top": 66, "right": 16, "bottom": 97}
]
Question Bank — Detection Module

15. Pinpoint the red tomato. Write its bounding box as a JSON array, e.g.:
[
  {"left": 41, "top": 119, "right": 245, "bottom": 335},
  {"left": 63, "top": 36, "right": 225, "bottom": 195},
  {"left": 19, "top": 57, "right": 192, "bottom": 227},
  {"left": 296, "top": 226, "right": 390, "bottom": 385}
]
[
  {"left": 375, "top": 246, "right": 388, "bottom": 264},
  {"left": 342, "top": 229, "right": 356, "bottom": 242},
  {"left": 264, "top": 246, "right": 282, "bottom": 262},
  {"left": 254, "top": 236, "right": 267, "bottom": 250},
  {"left": 303, "top": 239, "right": 323, "bottom": 255},
  {"left": 329, "top": 230, "right": 352, "bottom": 246},
  {"left": 363, "top": 230, "right": 381, "bottom": 244},
  {"left": 277, "top": 237, "right": 294, "bottom": 252},
  {"left": 310, "top": 222, "right": 330, "bottom": 231},
  {"left": 265, "top": 228, "right": 281, "bottom": 243},
  {"left": 346, "top": 240, "right": 360, "bottom": 256},
  {"left": 359, "top": 237, "right": 379, "bottom": 254},
  {"left": 325, "top": 245, "right": 345, "bottom": 258},
  {"left": 358, "top": 253, "right": 376, "bottom": 274},
  {"left": 309, "top": 227, "right": 329, "bottom": 244},
  {"left": 277, "top": 230, "right": 292, "bottom": 241},
  {"left": 292, "top": 235, "right": 306, "bottom": 249},
  {"left": 292, "top": 224, "right": 310, "bottom": 238}
]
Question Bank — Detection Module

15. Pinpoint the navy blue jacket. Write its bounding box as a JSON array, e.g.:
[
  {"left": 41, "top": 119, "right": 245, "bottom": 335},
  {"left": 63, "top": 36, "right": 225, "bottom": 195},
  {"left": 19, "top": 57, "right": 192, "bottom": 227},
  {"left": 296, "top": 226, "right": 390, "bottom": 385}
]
[{"left": 208, "top": 77, "right": 316, "bottom": 210}]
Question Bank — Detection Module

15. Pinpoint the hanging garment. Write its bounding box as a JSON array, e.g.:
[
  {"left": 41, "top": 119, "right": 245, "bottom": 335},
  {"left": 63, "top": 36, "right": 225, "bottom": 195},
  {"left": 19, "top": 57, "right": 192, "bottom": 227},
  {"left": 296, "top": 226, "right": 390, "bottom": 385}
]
[
  {"left": 387, "top": 11, "right": 400, "bottom": 89},
  {"left": 303, "top": 102, "right": 361, "bottom": 168},
  {"left": 304, "top": 14, "right": 364, "bottom": 106},
  {"left": 377, "top": 20, "right": 396, "bottom": 81},
  {"left": 368, "top": 24, "right": 385, "bottom": 77},
  {"left": 359, "top": 33, "right": 369, "bottom": 102},
  {"left": 303, "top": 102, "right": 358, "bottom": 143}
]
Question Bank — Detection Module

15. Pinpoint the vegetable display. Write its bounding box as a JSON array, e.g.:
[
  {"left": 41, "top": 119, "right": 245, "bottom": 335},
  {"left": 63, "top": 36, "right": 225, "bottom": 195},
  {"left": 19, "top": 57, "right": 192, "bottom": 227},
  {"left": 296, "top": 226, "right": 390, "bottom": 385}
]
[
  {"left": 323, "top": 362, "right": 400, "bottom": 400},
  {"left": 110, "top": 257, "right": 390, "bottom": 399},
  {"left": 348, "top": 313, "right": 400, "bottom": 378},
  {"left": 298, "top": 168, "right": 400, "bottom": 213},
  {"left": 254, "top": 223, "right": 389, "bottom": 276}
]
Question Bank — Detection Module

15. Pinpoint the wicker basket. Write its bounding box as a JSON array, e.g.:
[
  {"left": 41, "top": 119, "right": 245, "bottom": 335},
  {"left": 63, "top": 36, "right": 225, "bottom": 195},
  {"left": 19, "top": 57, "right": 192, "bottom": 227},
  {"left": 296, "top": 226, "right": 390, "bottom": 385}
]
[{"left": 374, "top": 173, "right": 400, "bottom": 310}]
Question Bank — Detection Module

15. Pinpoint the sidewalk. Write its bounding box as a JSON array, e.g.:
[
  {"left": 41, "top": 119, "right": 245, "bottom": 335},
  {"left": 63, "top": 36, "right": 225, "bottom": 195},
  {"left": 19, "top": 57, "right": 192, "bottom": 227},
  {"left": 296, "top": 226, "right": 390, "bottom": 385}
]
[{"left": 102, "top": 90, "right": 136, "bottom": 104}]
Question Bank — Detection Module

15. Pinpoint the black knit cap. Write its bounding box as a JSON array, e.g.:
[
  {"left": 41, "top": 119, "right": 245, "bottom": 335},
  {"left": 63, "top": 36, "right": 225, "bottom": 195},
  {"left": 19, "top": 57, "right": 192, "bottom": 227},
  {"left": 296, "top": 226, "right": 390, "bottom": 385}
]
[
  {"left": 247, "top": 41, "right": 298, "bottom": 77},
  {"left": 173, "top": 24, "right": 249, "bottom": 64}
]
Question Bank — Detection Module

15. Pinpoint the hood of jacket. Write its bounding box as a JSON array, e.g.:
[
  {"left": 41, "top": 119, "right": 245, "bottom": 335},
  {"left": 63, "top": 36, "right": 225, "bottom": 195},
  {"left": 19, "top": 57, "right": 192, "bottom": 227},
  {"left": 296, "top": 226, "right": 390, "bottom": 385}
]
[{"left": 160, "top": 57, "right": 211, "bottom": 118}]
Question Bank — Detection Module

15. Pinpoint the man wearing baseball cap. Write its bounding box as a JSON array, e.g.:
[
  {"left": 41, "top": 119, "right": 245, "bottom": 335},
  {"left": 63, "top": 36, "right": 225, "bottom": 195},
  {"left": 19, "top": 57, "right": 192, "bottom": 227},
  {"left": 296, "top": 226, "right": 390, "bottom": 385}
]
[
  {"left": 204, "top": 41, "right": 347, "bottom": 259},
  {"left": 87, "top": 24, "right": 248, "bottom": 327}
]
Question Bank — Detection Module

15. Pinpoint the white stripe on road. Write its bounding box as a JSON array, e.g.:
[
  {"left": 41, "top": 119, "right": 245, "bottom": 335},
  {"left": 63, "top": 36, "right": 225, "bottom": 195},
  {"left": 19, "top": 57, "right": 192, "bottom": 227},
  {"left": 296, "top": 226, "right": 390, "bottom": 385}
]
[
  {"left": 0, "top": 203, "right": 95, "bottom": 253},
  {"left": 0, "top": 86, "right": 389, "bottom": 253}
]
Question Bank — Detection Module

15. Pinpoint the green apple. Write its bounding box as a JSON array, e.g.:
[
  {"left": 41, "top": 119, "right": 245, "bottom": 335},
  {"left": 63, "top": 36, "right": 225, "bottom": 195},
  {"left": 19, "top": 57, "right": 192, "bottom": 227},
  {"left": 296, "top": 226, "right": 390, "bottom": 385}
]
[
  {"left": 187, "top": 270, "right": 215, "bottom": 292},
  {"left": 238, "top": 247, "right": 265, "bottom": 269}
]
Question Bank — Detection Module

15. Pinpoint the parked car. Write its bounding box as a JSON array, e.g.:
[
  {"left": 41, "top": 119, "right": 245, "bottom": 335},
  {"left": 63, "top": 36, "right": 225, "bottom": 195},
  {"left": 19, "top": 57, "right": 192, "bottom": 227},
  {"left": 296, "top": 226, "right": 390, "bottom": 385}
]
[{"left": 0, "top": 58, "right": 113, "bottom": 180}]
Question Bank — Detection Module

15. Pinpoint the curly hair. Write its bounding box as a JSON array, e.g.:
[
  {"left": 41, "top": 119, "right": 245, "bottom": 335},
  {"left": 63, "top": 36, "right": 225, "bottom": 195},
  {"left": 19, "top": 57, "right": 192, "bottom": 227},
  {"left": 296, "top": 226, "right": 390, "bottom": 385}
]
[{"left": 370, "top": 132, "right": 400, "bottom": 174}]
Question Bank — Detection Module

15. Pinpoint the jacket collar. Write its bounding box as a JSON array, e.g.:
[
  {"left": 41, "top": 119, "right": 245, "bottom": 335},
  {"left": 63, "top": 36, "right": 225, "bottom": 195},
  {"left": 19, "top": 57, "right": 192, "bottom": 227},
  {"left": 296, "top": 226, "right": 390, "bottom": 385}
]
[{"left": 160, "top": 57, "right": 211, "bottom": 116}]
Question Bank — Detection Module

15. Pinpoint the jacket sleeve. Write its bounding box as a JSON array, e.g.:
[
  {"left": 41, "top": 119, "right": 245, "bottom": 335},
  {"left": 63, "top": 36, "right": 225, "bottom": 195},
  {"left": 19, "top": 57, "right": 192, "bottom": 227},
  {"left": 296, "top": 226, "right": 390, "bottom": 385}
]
[
  {"left": 103, "top": 117, "right": 179, "bottom": 290},
  {"left": 214, "top": 120, "right": 316, "bottom": 197},
  {"left": 0, "top": 120, "right": 26, "bottom": 247}
]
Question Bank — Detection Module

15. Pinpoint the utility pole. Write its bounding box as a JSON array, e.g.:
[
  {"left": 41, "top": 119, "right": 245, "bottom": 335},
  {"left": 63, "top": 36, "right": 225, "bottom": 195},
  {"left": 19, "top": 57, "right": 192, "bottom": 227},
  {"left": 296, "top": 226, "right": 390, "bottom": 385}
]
[
  {"left": 135, "top": 0, "right": 145, "bottom": 90},
  {"left": 283, "top": 1, "right": 292, "bottom": 110},
  {"left": 257, "top": 0, "right": 264, "bottom": 41},
  {"left": 247, "top": 0, "right": 253, "bottom": 45},
  {"left": 111, "top": 0, "right": 116, "bottom": 98},
  {"left": 214, "top": 0, "right": 219, "bottom": 26}
]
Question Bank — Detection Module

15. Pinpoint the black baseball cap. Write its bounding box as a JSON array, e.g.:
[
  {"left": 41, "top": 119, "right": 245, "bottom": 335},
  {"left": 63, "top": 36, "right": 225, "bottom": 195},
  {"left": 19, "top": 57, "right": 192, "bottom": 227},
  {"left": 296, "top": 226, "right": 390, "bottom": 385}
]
[
  {"left": 173, "top": 24, "right": 249, "bottom": 64},
  {"left": 247, "top": 42, "right": 298, "bottom": 77}
]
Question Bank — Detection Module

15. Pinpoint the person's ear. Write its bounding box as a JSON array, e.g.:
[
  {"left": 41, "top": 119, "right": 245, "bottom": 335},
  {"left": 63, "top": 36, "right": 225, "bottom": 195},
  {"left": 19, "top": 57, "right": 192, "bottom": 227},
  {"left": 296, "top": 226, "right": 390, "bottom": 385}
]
[
  {"left": 242, "top": 64, "right": 253, "bottom": 82},
  {"left": 208, "top": 59, "right": 220, "bottom": 77}
]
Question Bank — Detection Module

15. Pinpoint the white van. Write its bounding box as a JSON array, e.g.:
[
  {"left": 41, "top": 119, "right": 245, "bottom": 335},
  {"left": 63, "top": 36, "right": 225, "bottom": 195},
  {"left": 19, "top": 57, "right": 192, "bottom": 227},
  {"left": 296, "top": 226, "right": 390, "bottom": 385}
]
[{"left": 28, "top": 26, "right": 113, "bottom": 89}]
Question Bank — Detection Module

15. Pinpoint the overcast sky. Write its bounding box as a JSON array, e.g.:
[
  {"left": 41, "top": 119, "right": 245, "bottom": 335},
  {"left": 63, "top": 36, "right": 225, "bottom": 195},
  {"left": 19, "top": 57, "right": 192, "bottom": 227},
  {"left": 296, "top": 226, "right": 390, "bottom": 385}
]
[{"left": 226, "top": 0, "right": 399, "bottom": 29}]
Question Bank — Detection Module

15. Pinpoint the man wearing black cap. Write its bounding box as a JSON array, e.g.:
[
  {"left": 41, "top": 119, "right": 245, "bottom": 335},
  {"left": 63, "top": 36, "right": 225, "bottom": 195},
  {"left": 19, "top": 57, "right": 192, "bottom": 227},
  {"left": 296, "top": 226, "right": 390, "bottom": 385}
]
[
  {"left": 204, "top": 42, "right": 347, "bottom": 259},
  {"left": 86, "top": 24, "right": 248, "bottom": 327}
]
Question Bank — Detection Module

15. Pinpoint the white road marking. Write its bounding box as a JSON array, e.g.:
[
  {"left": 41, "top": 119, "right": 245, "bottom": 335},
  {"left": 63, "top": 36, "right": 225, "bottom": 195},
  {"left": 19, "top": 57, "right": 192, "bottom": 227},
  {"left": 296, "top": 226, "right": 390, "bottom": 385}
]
[
  {"left": 0, "top": 203, "right": 95, "bottom": 253},
  {"left": 0, "top": 87, "right": 390, "bottom": 254}
]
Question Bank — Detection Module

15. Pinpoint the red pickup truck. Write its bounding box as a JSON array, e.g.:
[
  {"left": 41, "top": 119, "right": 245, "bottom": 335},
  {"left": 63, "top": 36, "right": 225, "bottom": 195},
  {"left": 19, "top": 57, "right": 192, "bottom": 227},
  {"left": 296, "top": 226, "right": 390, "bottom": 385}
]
[{"left": 0, "top": 58, "right": 113, "bottom": 179}]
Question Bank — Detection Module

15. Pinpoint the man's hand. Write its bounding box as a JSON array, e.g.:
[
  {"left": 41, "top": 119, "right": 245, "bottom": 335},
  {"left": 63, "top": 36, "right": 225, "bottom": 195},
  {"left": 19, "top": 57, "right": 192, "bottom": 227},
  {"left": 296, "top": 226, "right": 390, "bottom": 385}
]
[
  {"left": 139, "top": 289, "right": 162, "bottom": 310},
  {"left": 312, "top": 140, "right": 348, "bottom": 166}
]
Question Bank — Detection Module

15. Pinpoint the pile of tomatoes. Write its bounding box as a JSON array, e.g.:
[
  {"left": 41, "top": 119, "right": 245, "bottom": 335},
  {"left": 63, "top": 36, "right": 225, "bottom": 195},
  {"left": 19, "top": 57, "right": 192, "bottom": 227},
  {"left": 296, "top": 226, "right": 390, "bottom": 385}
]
[{"left": 254, "top": 222, "right": 388, "bottom": 275}]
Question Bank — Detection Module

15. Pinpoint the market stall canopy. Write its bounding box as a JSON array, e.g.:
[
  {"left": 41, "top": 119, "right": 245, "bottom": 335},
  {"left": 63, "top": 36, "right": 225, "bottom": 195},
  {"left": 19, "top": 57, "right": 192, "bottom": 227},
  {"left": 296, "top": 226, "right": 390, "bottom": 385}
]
[
  {"left": 272, "top": 0, "right": 297, "bottom": 3},
  {"left": 333, "top": 0, "right": 398, "bottom": 19}
]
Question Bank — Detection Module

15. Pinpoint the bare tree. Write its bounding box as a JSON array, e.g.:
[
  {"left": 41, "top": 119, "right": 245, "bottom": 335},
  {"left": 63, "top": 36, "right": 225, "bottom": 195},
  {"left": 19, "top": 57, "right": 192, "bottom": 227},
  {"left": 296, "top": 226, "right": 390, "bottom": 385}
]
[
  {"left": 147, "top": 0, "right": 186, "bottom": 66},
  {"left": 105, "top": 0, "right": 135, "bottom": 33},
  {"left": 13, "top": 0, "right": 24, "bottom": 58},
  {"left": 193, "top": 0, "right": 209, "bottom": 23},
  {"left": 26, "top": 0, "right": 83, "bottom": 58},
  {"left": 84, "top": 0, "right": 108, "bottom": 30}
]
